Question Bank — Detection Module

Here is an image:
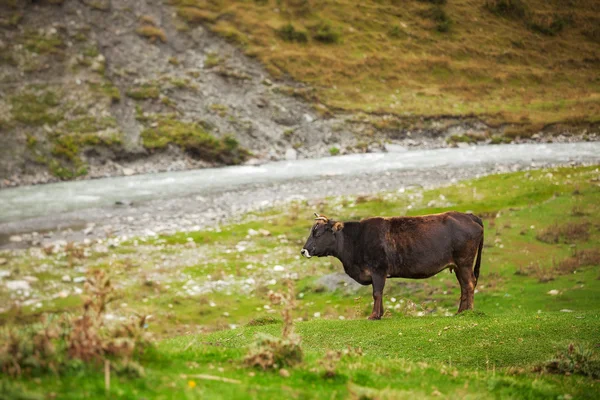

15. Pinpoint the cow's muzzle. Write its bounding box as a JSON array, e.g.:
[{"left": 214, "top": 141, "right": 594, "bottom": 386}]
[{"left": 300, "top": 249, "right": 312, "bottom": 258}]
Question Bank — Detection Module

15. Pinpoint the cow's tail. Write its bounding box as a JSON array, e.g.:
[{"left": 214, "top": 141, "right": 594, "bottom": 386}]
[{"left": 469, "top": 214, "right": 484, "bottom": 284}]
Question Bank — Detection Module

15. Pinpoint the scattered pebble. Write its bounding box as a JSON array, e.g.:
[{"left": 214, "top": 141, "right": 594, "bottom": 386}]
[
  {"left": 279, "top": 368, "right": 290, "bottom": 378},
  {"left": 5, "top": 280, "right": 30, "bottom": 291}
]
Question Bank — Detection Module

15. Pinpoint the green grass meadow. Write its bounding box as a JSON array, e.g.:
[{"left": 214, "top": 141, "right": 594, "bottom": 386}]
[{"left": 1, "top": 165, "right": 599, "bottom": 399}]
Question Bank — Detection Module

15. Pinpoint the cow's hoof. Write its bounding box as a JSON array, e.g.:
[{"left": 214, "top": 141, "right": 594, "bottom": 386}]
[{"left": 367, "top": 315, "right": 381, "bottom": 320}]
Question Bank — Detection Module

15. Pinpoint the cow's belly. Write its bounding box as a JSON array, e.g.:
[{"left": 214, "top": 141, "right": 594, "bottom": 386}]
[{"left": 388, "top": 254, "right": 455, "bottom": 279}]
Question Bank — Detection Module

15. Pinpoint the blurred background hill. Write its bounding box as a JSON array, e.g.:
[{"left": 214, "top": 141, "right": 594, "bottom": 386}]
[{"left": 0, "top": 0, "right": 598, "bottom": 185}]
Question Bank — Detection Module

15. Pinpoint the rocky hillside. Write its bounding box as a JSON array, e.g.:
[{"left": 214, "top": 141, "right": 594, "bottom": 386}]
[{"left": 0, "top": 0, "right": 598, "bottom": 187}]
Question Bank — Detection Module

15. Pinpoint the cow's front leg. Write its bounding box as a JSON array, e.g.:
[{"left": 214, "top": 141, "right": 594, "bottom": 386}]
[{"left": 368, "top": 273, "right": 386, "bottom": 320}]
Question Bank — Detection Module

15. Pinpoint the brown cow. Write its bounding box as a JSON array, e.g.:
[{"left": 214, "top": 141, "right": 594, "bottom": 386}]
[{"left": 301, "top": 212, "right": 484, "bottom": 319}]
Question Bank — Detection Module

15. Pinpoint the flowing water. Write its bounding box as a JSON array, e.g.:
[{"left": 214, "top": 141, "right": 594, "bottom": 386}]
[{"left": 1, "top": 142, "right": 599, "bottom": 224}]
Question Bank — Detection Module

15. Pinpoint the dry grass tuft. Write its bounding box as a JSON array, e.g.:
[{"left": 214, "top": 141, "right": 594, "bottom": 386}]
[
  {"left": 319, "top": 347, "right": 363, "bottom": 378},
  {"left": 535, "top": 222, "right": 590, "bottom": 244},
  {"left": 245, "top": 281, "right": 302, "bottom": 370},
  {"left": 0, "top": 270, "right": 152, "bottom": 378},
  {"left": 516, "top": 249, "right": 600, "bottom": 282},
  {"left": 515, "top": 262, "right": 555, "bottom": 283},
  {"left": 177, "top": 7, "right": 219, "bottom": 24},
  {"left": 136, "top": 25, "right": 167, "bottom": 43},
  {"left": 536, "top": 343, "right": 600, "bottom": 378}
]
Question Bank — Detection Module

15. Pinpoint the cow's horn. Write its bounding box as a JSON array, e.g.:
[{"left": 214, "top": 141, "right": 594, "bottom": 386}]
[{"left": 314, "top": 213, "right": 328, "bottom": 222}]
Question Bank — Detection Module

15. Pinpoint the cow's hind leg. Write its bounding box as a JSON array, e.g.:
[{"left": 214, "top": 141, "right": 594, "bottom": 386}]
[
  {"left": 454, "top": 250, "right": 478, "bottom": 313},
  {"left": 368, "top": 273, "right": 386, "bottom": 320}
]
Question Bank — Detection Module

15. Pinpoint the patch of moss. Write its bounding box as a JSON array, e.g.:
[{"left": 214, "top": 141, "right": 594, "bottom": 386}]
[
  {"left": 51, "top": 134, "right": 80, "bottom": 162},
  {"left": 26, "top": 135, "right": 38, "bottom": 149},
  {"left": 329, "top": 146, "right": 340, "bottom": 156},
  {"left": 490, "top": 135, "right": 512, "bottom": 144},
  {"left": 283, "top": 128, "right": 295, "bottom": 138},
  {"left": 45, "top": 126, "right": 123, "bottom": 179},
  {"left": 208, "top": 103, "right": 228, "bottom": 117},
  {"left": 10, "top": 90, "right": 63, "bottom": 126},
  {"left": 89, "top": 82, "right": 121, "bottom": 103},
  {"left": 446, "top": 132, "right": 489, "bottom": 145},
  {"left": 63, "top": 116, "right": 117, "bottom": 134},
  {"left": 204, "top": 52, "right": 222, "bottom": 68},
  {"left": 82, "top": 45, "right": 99, "bottom": 58},
  {"left": 504, "top": 124, "right": 543, "bottom": 139},
  {"left": 23, "top": 30, "right": 64, "bottom": 54},
  {"left": 0, "top": 11, "right": 22, "bottom": 28},
  {"left": 169, "top": 77, "right": 189, "bottom": 89},
  {"left": 126, "top": 84, "right": 160, "bottom": 100},
  {"left": 140, "top": 117, "right": 249, "bottom": 165}
]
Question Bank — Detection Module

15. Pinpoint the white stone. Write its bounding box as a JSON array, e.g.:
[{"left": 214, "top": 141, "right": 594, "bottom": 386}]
[
  {"left": 285, "top": 148, "right": 298, "bottom": 160},
  {"left": 9, "top": 235, "right": 22, "bottom": 243},
  {"left": 547, "top": 289, "right": 560, "bottom": 296},
  {"left": 385, "top": 144, "right": 408, "bottom": 153},
  {"left": 6, "top": 280, "right": 30, "bottom": 291},
  {"left": 313, "top": 312, "right": 321, "bottom": 318},
  {"left": 273, "top": 265, "right": 285, "bottom": 272},
  {"left": 73, "top": 276, "right": 86, "bottom": 283},
  {"left": 123, "top": 168, "right": 135, "bottom": 176},
  {"left": 303, "top": 113, "right": 314, "bottom": 123}
]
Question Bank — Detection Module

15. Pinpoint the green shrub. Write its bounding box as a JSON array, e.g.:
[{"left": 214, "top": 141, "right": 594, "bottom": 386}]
[
  {"left": 427, "top": 6, "right": 453, "bottom": 32},
  {"left": 141, "top": 117, "right": 249, "bottom": 165},
  {"left": 277, "top": 23, "right": 308, "bottom": 43},
  {"left": 329, "top": 146, "right": 340, "bottom": 156},
  {"left": 583, "top": 25, "right": 600, "bottom": 43},
  {"left": 311, "top": 21, "right": 340, "bottom": 44},
  {"left": 388, "top": 25, "right": 406, "bottom": 39},
  {"left": 540, "top": 343, "right": 600, "bottom": 378},
  {"left": 528, "top": 14, "right": 567, "bottom": 36},
  {"left": 484, "top": 0, "right": 527, "bottom": 19}
]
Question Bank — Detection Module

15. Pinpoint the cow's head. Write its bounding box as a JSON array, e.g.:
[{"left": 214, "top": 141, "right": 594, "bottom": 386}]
[{"left": 301, "top": 213, "right": 344, "bottom": 258}]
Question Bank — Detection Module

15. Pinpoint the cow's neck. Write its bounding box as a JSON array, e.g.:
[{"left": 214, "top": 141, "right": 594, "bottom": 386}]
[{"left": 333, "top": 222, "right": 362, "bottom": 275}]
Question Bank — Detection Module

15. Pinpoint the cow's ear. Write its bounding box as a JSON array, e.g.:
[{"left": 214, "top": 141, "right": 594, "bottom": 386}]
[{"left": 333, "top": 221, "right": 344, "bottom": 232}]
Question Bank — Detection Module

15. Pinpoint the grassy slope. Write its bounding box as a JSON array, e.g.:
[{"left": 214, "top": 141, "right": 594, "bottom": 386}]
[
  {"left": 2, "top": 165, "right": 600, "bottom": 398},
  {"left": 172, "top": 0, "right": 600, "bottom": 126}
]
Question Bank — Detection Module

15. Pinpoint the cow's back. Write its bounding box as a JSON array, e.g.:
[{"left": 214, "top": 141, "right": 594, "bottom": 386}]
[{"left": 360, "top": 212, "right": 482, "bottom": 278}]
